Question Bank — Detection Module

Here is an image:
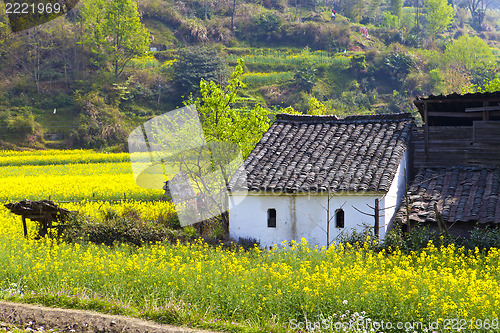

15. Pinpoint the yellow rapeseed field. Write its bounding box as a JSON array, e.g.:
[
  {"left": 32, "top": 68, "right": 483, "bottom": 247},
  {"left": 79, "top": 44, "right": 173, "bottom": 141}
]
[
  {"left": 1, "top": 150, "right": 500, "bottom": 332},
  {"left": 0, "top": 150, "right": 162, "bottom": 201}
]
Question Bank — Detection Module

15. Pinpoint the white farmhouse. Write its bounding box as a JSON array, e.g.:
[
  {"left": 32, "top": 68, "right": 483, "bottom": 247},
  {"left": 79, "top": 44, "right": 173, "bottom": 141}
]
[{"left": 228, "top": 113, "right": 413, "bottom": 248}]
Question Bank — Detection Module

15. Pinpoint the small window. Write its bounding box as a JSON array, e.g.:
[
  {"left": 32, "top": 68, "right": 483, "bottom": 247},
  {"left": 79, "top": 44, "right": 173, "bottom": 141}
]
[
  {"left": 335, "top": 209, "right": 345, "bottom": 228},
  {"left": 267, "top": 208, "right": 276, "bottom": 228}
]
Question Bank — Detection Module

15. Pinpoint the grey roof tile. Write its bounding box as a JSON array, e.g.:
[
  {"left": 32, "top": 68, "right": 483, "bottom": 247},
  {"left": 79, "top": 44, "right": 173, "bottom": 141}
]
[
  {"left": 229, "top": 113, "right": 413, "bottom": 193},
  {"left": 395, "top": 167, "right": 500, "bottom": 224}
]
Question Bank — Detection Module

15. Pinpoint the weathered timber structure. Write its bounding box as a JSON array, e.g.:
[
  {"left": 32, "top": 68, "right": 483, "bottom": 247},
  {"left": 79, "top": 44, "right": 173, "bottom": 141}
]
[
  {"left": 5, "top": 200, "right": 71, "bottom": 238},
  {"left": 395, "top": 92, "right": 500, "bottom": 233},
  {"left": 413, "top": 91, "right": 500, "bottom": 169}
]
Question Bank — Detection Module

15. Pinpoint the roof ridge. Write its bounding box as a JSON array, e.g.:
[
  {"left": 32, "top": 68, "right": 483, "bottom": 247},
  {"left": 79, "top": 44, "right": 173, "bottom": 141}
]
[{"left": 275, "top": 113, "right": 413, "bottom": 124}]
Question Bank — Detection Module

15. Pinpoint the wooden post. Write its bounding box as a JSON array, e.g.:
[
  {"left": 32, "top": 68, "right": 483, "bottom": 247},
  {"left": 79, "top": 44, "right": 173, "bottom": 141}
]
[
  {"left": 483, "top": 101, "right": 490, "bottom": 121},
  {"left": 424, "top": 102, "right": 429, "bottom": 156},
  {"left": 22, "top": 215, "right": 28, "bottom": 239},
  {"left": 326, "top": 191, "right": 330, "bottom": 247},
  {"left": 405, "top": 171, "right": 410, "bottom": 234},
  {"left": 374, "top": 198, "right": 379, "bottom": 238}
]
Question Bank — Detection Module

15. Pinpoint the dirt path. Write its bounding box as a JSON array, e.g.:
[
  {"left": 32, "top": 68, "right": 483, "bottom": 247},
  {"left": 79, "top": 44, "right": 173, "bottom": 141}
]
[{"left": 0, "top": 301, "right": 213, "bottom": 333}]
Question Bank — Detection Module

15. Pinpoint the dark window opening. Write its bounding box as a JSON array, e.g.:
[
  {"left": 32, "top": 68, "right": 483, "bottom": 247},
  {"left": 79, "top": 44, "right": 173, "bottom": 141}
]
[
  {"left": 267, "top": 208, "right": 276, "bottom": 228},
  {"left": 335, "top": 209, "right": 344, "bottom": 228}
]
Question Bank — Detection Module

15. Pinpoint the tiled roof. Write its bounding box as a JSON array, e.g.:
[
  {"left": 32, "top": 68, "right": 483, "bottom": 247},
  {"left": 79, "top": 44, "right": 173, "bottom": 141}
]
[
  {"left": 414, "top": 91, "right": 500, "bottom": 102},
  {"left": 394, "top": 167, "right": 500, "bottom": 225},
  {"left": 229, "top": 113, "right": 413, "bottom": 193}
]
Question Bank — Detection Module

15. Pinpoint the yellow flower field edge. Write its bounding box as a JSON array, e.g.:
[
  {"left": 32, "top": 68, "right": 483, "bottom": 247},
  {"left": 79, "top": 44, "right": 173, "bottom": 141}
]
[
  {"left": 1, "top": 208, "right": 500, "bottom": 333},
  {"left": 0, "top": 150, "right": 130, "bottom": 166},
  {"left": 0, "top": 150, "right": 163, "bottom": 202}
]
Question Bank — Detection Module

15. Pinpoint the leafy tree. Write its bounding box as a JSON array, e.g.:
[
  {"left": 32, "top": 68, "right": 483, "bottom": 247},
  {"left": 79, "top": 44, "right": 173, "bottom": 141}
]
[
  {"left": 184, "top": 59, "right": 270, "bottom": 158},
  {"left": 424, "top": 0, "right": 455, "bottom": 35},
  {"left": 463, "top": 75, "right": 500, "bottom": 93},
  {"left": 383, "top": 13, "right": 400, "bottom": 29},
  {"left": 255, "top": 12, "right": 282, "bottom": 41},
  {"left": 341, "top": 0, "right": 364, "bottom": 22},
  {"left": 429, "top": 69, "right": 444, "bottom": 93},
  {"left": 308, "top": 97, "right": 327, "bottom": 115},
  {"left": 173, "top": 46, "right": 228, "bottom": 99},
  {"left": 390, "top": 0, "right": 403, "bottom": 18},
  {"left": 367, "top": 0, "right": 383, "bottom": 22},
  {"left": 80, "top": 0, "right": 150, "bottom": 78},
  {"left": 384, "top": 53, "right": 414, "bottom": 84},
  {"left": 444, "top": 35, "right": 496, "bottom": 77},
  {"left": 294, "top": 61, "right": 317, "bottom": 93},
  {"left": 70, "top": 91, "right": 127, "bottom": 149}
]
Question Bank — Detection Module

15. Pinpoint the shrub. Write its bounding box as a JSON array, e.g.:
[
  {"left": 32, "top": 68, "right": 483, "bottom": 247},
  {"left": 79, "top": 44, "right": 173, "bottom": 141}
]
[
  {"left": 69, "top": 91, "right": 127, "bottom": 149},
  {"left": 61, "top": 210, "right": 173, "bottom": 246},
  {"left": 468, "top": 227, "right": 500, "bottom": 250},
  {"left": 238, "top": 237, "right": 260, "bottom": 250}
]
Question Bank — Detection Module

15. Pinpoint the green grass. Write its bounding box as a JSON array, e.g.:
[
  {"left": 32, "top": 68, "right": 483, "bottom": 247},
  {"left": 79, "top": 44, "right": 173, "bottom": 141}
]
[{"left": 242, "top": 72, "right": 294, "bottom": 86}]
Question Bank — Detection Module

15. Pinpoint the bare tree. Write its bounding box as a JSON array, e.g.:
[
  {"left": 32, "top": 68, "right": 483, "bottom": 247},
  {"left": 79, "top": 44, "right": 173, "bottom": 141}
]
[{"left": 461, "top": 0, "right": 494, "bottom": 29}]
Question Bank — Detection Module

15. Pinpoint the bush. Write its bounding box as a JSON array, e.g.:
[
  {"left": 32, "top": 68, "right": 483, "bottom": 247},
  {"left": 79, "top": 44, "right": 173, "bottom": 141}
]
[
  {"left": 69, "top": 91, "right": 127, "bottom": 149},
  {"left": 381, "top": 224, "right": 500, "bottom": 254},
  {"left": 468, "top": 227, "right": 500, "bottom": 249},
  {"left": 61, "top": 210, "right": 178, "bottom": 246},
  {"left": 238, "top": 237, "right": 260, "bottom": 250}
]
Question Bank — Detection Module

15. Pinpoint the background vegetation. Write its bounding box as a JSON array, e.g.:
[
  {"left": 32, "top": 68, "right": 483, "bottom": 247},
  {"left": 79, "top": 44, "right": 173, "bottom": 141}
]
[{"left": 0, "top": 0, "right": 499, "bottom": 149}]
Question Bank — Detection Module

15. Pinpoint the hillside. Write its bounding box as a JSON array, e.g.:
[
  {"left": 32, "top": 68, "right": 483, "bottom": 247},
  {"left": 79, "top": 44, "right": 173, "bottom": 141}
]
[{"left": 0, "top": 0, "right": 499, "bottom": 150}]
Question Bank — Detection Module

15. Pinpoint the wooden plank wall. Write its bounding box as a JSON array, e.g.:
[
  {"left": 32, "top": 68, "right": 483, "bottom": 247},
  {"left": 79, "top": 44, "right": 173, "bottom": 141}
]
[
  {"left": 413, "top": 123, "right": 500, "bottom": 170},
  {"left": 468, "top": 122, "right": 500, "bottom": 165},
  {"left": 473, "top": 122, "right": 500, "bottom": 145},
  {"left": 413, "top": 126, "right": 473, "bottom": 169}
]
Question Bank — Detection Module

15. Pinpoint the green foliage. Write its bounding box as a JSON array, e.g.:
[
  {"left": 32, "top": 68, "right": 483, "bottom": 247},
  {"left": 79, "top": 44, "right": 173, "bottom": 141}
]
[
  {"left": 350, "top": 54, "right": 367, "bottom": 78},
  {"left": 227, "top": 48, "right": 342, "bottom": 66},
  {"left": 70, "top": 91, "right": 127, "bottom": 149},
  {"left": 62, "top": 210, "right": 178, "bottom": 246},
  {"left": 241, "top": 71, "right": 294, "bottom": 86},
  {"left": 1, "top": 107, "right": 41, "bottom": 144},
  {"left": 128, "top": 56, "right": 160, "bottom": 69},
  {"left": 390, "top": 0, "right": 403, "bottom": 18},
  {"left": 383, "top": 13, "right": 400, "bottom": 29},
  {"left": 255, "top": 12, "right": 282, "bottom": 41},
  {"left": 384, "top": 90, "right": 413, "bottom": 114},
  {"left": 383, "top": 224, "right": 500, "bottom": 253},
  {"left": 80, "top": 0, "right": 150, "bottom": 77},
  {"left": 184, "top": 59, "right": 271, "bottom": 158},
  {"left": 183, "top": 225, "right": 198, "bottom": 238},
  {"left": 384, "top": 52, "right": 415, "bottom": 83},
  {"left": 336, "top": 0, "right": 364, "bottom": 22},
  {"left": 429, "top": 68, "right": 444, "bottom": 93},
  {"left": 173, "top": 46, "right": 228, "bottom": 99},
  {"left": 294, "top": 61, "right": 317, "bottom": 92},
  {"left": 424, "top": 0, "right": 455, "bottom": 35},
  {"left": 463, "top": 75, "right": 500, "bottom": 93},
  {"left": 444, "top": 35, "right": 496, "bottom": 76},
  {"left": 307, "top": 97, "right": 327, "bottom": 115}
]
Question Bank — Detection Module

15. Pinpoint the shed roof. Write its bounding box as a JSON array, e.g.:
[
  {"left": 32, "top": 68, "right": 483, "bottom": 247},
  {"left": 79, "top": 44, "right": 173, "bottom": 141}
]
[
  {"left": 413, "top": 92, "right": 500, "bottom": 126},
  {"left": 394, "top": 167, "right": 500, "bottom": 225},
  {"left": 229, "top": 113, "right": 413, "bottom": 193}
]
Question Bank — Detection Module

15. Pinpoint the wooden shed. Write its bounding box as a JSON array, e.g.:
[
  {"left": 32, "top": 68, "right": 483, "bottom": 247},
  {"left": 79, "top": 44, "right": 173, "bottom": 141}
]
[
  {"left": 396, "top": 92, "right": 500, "bottom": 233},
  {"left": 412, "top": 91, "right": 500, "bottom": 169}
]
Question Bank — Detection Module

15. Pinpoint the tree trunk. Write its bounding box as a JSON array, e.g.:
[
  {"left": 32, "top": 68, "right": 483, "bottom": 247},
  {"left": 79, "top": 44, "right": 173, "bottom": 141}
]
[{"left": 231, "top": 0, "right": 236, "bottom": 31}]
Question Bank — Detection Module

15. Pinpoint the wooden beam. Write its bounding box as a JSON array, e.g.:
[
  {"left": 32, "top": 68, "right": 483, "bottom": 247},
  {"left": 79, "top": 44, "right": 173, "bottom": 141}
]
[
  {"left": 465, "top": 106, "right": 500, "bottom": 112},
  {"left": 427, "top": 112, "right": 483, "bottom": 118},
  {"left": 415, "top": 98, "right": 500, "bottom": 104}
]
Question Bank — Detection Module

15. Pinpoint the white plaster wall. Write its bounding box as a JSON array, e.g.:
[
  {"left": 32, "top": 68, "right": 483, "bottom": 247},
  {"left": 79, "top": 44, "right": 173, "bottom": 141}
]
[
  {"left": 229, "top": 192, "right": 382, "bottom": 248},
  {"left": 380, "top": 149, "right": 409, "bottom": 238}
]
